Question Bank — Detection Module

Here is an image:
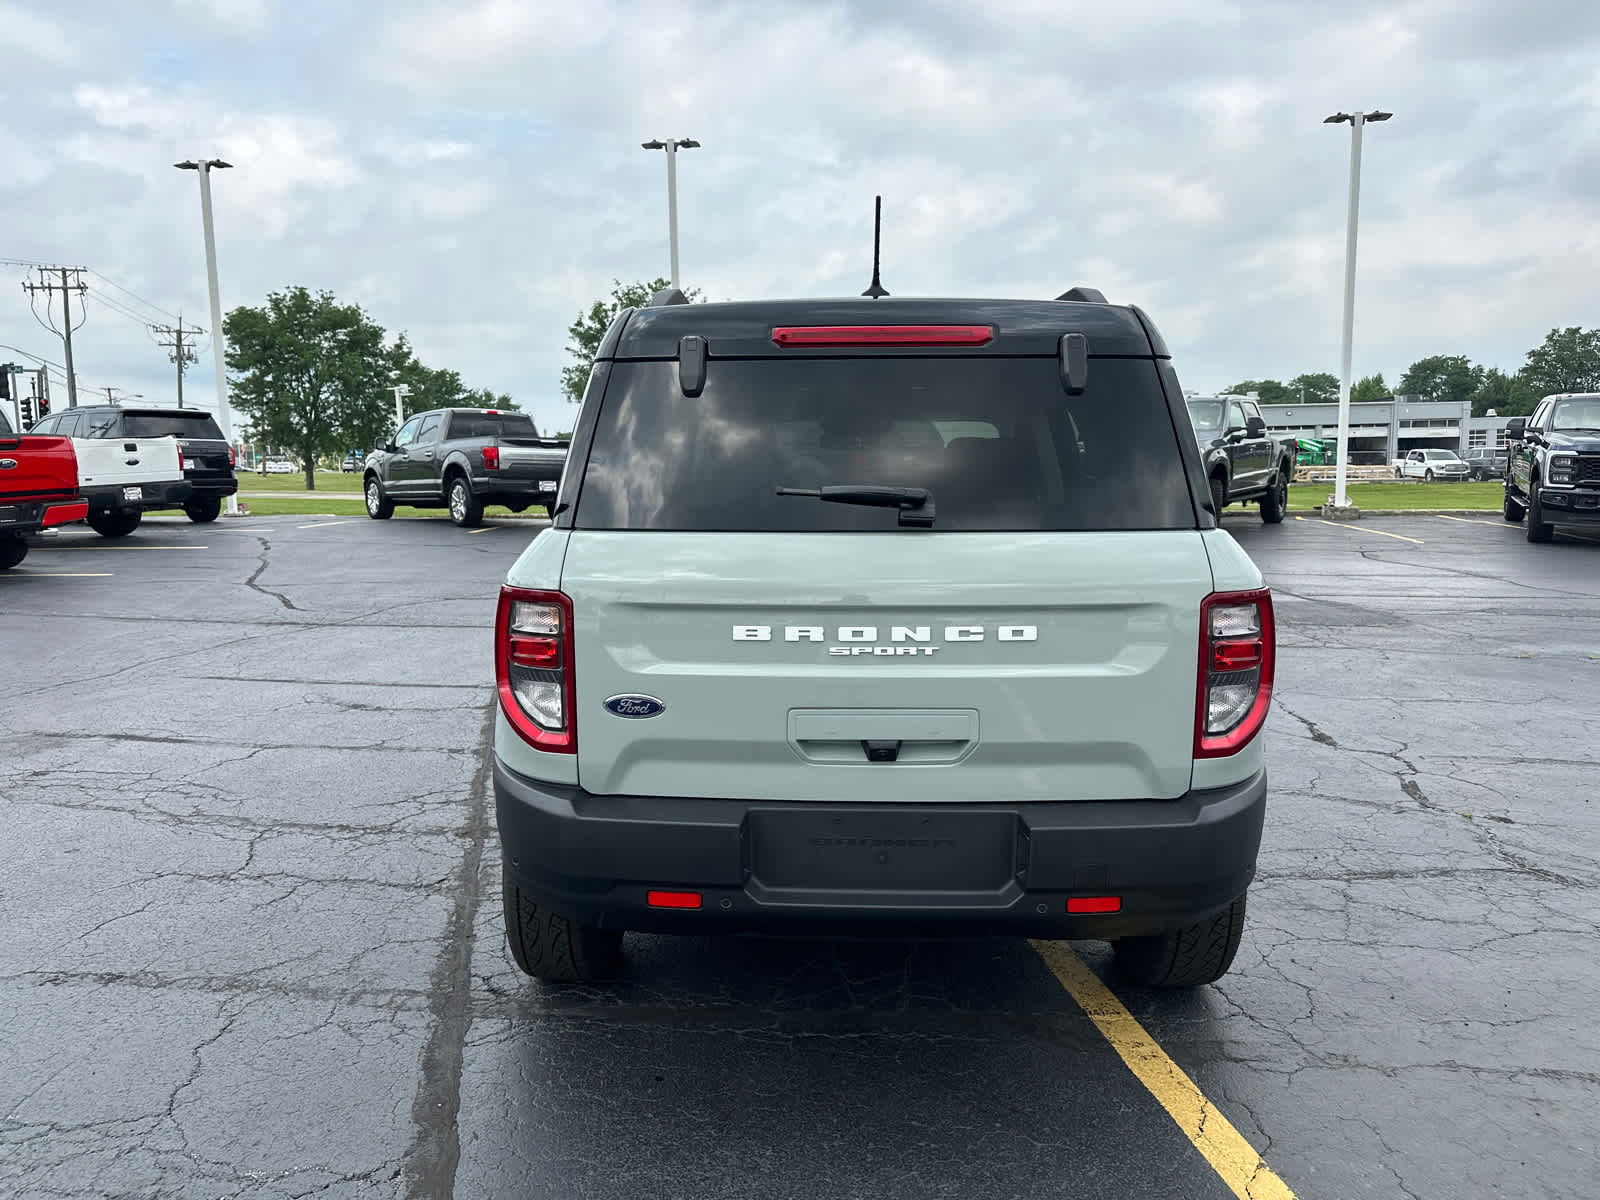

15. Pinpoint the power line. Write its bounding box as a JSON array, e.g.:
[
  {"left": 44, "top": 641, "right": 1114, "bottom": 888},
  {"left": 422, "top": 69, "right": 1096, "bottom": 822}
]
[{"left": 86, "top": 268, "right": 182, "bottom": 324}]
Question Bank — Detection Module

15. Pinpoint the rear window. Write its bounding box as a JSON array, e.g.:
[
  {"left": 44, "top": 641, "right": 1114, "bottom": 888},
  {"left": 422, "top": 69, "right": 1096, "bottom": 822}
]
[
  {"left": 123, "top": 412, "right": 224, "bottom": 439},
  {"left": 448, "top": 412, "right": 537, "bottom": 440},
  {"left": 574, "top": 357, "right": 1196, "bottom": 532}
]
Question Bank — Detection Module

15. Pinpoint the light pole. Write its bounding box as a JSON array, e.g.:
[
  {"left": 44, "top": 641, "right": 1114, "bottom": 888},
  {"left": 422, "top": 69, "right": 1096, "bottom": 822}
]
[
  {"left": 641, "top": 138, "right": 700, "bottom": 288},
  {"left": 1323, "top": 110, "right": 1391, "bottom": 511},
  {"left": 176, "top": 156, "right": 238, "bottom": 514},
  {"left": 392, "top": 383, "right": 411, "bottom": 437}
]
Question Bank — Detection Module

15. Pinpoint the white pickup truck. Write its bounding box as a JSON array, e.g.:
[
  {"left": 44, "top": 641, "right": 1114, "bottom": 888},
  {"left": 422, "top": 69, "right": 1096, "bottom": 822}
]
[
  {"left": 1391, "top": 448, "right": 1470, "bottom": 482},
  {"left": 24, "top": 407, "right": 192, "bottom": 536}
]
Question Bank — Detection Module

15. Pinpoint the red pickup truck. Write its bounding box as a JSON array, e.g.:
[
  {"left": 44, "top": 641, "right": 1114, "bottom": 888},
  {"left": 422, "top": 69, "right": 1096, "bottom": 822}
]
[{"left": 0, "top": 424, "right": 88, "bottom": 570}]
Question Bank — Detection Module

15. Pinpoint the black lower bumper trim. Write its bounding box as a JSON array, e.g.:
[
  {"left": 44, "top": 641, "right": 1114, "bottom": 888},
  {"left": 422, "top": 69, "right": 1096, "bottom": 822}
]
[{"left": 494, "top": 763, "right": 1267, "bottom": 939}]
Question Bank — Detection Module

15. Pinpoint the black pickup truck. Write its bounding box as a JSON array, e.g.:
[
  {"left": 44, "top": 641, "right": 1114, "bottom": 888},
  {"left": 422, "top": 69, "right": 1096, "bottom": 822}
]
[
  {"left": 1503, "top": 393, "right": 1600, "bottom": 543},
  {"left": 1185, "top": 396, "right": 1298, "bottom": 524},
  {"left": 362, "top": 408, "right": 568, "bottom": 526}
]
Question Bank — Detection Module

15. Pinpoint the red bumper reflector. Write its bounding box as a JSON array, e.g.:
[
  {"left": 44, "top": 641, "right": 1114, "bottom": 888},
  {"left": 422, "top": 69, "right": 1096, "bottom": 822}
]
[
  {"left": 771, "top": 324, "right": 994, "bottom": 348},
  {"left": 647, "top": 890, "right": 703, "bottom": 910},
  {"left": 42, "top": 501, "right": 89, "bottom": 527},
  {"left": 1067, "top": 896, "right": 1122, "bottom": 914}
]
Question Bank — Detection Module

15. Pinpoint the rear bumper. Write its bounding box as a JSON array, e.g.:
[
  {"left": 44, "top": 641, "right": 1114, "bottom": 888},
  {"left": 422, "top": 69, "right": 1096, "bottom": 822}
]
[
  {"left": 83, "top": 479, "right": 193, "bottom": 513},
  {"left": 2, "top": 498, "right": 86, "bottom": 535},
  {"left": 494, "top": 763, "right": 1267, "bottom": 939},
  {"left": 183, "top": 471, "right": 239, "bottom": 499},
  {"left": 471, "top": 473, "right": 559, "bottom": 504}
]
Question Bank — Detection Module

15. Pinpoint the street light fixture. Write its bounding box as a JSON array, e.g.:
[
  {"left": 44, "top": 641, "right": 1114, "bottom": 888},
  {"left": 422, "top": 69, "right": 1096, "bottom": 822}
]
[
  {"left": 1323, "top": 110, "right": 1392, "bottom": 512},
  {"left": 641, "top": 138, "right": 700, "bottom": 289},
  {"left": 175, "top": 157, "right": 238, "bottom": 515}
]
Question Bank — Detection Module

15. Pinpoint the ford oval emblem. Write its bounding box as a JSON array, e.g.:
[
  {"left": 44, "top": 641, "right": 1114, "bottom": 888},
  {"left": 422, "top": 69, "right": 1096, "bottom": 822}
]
[
  {"left": 603, "top": 694, "right": 666, "bottom": 719},
  {"left": 0, "top": 459, "right": 16, "bottom": 470}
]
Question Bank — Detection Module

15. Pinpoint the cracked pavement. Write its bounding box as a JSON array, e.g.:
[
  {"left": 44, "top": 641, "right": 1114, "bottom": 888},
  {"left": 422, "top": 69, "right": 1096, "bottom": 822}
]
[{"left": 2, "top": 511, "right": 1596, "bottom": 1199}]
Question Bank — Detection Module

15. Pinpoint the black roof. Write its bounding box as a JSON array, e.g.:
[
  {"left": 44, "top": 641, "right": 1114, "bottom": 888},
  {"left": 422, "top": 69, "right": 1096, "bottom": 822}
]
[{"left": 605, "top": 297, "right": 1167, "bottom": 360}]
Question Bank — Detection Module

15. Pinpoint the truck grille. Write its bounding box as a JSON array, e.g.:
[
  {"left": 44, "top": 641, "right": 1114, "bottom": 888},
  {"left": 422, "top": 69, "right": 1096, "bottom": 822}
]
[{"left": 1576, "top": 456, "right": 1600, "bottom": 485}]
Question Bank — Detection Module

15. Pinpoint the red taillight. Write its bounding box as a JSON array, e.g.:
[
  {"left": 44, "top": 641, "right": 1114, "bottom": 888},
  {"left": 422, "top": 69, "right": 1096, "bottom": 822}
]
[
  {"left": 770, "top": 324, "right": 994, "bottom": 348},
  {"left": 1195, "top": 589, "right": 1275, "bottom": 758},
  {"left": 495, "top": 587, "right": 576, "bottom": 753},
  {"left": 482, "top": 445, "right": 500, "bottom": 470},
  {"left": 228, "top": 445, "right": 236, "bottom": 468},
  {"left": 647, "top": 890, "right": 703, "bottom": 910},
  {"left": 1066, "top": 896, "right": 1122, "bottom": 914},
  {"left": 178, "top": 453, "right": 187, "bottom": 472}
]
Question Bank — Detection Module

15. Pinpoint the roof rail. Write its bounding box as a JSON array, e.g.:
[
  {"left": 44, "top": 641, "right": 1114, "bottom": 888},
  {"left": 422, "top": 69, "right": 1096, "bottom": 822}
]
[
  {"left": 1055, "top": 287, "right": 1107, "bottom": 303},
  {"left": 647, "top": 287, "right": 691, "bottom": 307}
]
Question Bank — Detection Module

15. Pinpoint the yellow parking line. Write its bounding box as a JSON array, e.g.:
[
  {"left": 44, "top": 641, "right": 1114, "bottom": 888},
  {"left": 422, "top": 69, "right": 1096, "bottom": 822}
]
[
  {"left": 1434, "top": 514, "right": 1514, "bottom": 529},
  {"left": 1292, "top": 515, "right": 1422, "bottom": 545},
  {"left": 296, "top": 520, "right": 354, "bottom": 529},
  {"left": 468, "top": 525, "right": 502, "bottom": 534},
  {"left": 1033, "top": 942, "right": 1296, "bottom": 1199}
]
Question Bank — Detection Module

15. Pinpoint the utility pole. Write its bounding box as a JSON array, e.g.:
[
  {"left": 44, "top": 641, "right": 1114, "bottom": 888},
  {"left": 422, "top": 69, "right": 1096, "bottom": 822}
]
[
  {"left": 151, "top": 320, "right": 202, "bottom": 407},
  {"left": 20, "top": 267, "right": 88, "bottom": 408}
]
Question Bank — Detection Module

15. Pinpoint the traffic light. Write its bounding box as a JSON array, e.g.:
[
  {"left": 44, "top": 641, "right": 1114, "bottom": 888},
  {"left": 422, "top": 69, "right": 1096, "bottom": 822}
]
[
  {"left": 0, "top": 366, "right": 11, "bottom": 403},
  {"left": 20, "top": 394, "right": 34, "bottom": 426}
]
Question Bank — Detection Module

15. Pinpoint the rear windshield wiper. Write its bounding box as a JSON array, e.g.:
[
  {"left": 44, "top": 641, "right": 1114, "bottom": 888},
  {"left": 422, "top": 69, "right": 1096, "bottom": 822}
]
[{"left": 776, "top": 484, "right": 936, "bottom": 528}]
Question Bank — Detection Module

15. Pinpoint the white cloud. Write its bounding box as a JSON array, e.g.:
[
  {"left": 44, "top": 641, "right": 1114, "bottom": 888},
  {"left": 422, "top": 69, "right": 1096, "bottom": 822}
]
[{"left": 171, "top": 0, "right": 274, "bottom": 36}]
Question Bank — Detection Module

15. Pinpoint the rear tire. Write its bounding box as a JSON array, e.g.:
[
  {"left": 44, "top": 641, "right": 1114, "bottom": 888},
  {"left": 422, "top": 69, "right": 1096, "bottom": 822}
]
[
  {"left": 1503, "top": 490, "right": 1525, "bottom": 523},
  {"left": 1209, "top": 476, "right": 1227, "bottom": 522},
  {"left": 1260, "top": 470, "right": 1287, "bottom": 524},
  {"left": 364, "top": 476, "right": 394, "bottom": 520},
  {"left": 1424, "top": 469, "right": 1434, "bottom": 482},
  {"left": 184, "top": 496, "right": 222, "bottom": 523},
  {"left": 503, "top": 864, "right": 623, "bottom": 983},
  {"left": 1526, "top": 481, "right": 1553, "bottom": 543},
  {"left": 1113, "top": 894, "right": 1247, "bottom": 988},
  {"left": 0, "top": 534, "right": 26, "bottom": 570},
  {"left": 448, "top": 476, "right": 483, "bottom": 527},
  {"left": 88, "top": 510, "right": 141, "bottom": 538}
]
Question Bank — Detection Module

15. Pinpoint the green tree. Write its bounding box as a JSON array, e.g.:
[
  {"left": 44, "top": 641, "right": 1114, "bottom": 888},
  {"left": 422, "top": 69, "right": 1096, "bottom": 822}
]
[
  {"left": 1470, "top": 367, "right": 1539, "bottom": 418},
  {"left": 1350, "top": 372, "right": 1390, "bottom": 404},
  {"left": 1222, "top": 379, "right": 1293, "bottom": 405},
  {"left": 562, "top": 278, "right": 703, "bottom": 404},
  {"left": 1287, "top": 372, "right": 1339, "bottom": 405},
  {"left": 1521, "top": 327, "right": 1600, "bottom": 396},
  {"left": 1396, "top": 355, "right": 1483, "bottom": 405},
  {"left": 225, "top": 287, "right": 394, "bottom": 489},
  {"left": 462, "top": 386, "right": 521, "bottom": 416}
]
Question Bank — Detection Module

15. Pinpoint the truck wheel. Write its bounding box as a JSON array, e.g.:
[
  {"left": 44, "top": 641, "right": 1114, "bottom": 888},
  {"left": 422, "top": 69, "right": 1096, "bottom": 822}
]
[
  {"left": 364, "top": 477, "right": 394, "bottom": 520},
  {"left": 1260, "top": 470, "right": 1287, "bottom": 524},
  {"left": 502, "top": 864, "right": 623, "bottom": 983},
  {"left": 1395, "top": 468, "right": 1403, "bottom": 479},
  {"left": 448, "top": 475, "right": 483, "bottom": 527},
  {"left": 0, "top": 534, "right": 26, "bottom": 570},
  {"left": 1526, "top": 481, "right": 1553, "bottom": 543},
  {"left": 1113, "top": 894, "right": 1247, "bottom": 988},
  {"left": 184, "top": 496, "right": 222, "bottom": 524},
  {"left": 88, "top": 510, "right": 142, "bottom": 538},
  {"left": 1424, "top": 469, "right": 1434, "bottom": 482},
  {"left": 1503, "top": 490, "right": 1525, "bottom": 523},
  {"left": 1209, "top": 476, "right": 1227, "bottom": 522}
]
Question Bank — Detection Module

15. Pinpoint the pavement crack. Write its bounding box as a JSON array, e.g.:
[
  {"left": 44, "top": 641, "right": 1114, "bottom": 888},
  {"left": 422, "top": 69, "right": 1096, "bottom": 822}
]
[
  {"left": 401, "top": 701, "right": 494, "bottom": 1200},
  {"left": 244, "top": 534, "right": 299, "bottom": 610}
]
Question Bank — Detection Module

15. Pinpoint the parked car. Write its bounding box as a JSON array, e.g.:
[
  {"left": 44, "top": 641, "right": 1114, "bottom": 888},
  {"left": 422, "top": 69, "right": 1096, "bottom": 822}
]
[
  {"left": 1392, "top": 448, "right": 1470, "bottom": 482},
  {"left": 1186, "top": 396, "right": 1299, "bottom": 522},
  {"left": 491, "top": 285, "right": 1274, "bottom": 989},
  {"left": 363, "top": 408, "right": 567, "bottom": 526},
  {"left": 1461, "top": 447, "right": 1508, "bottom": 481},
  {"left": 25, "top": 406, "right": 192, "bottom": 536},
  {"left": 340, "top": 453, "right": 364, "bottom": 473},
  {"left": 1503, "top": 393, "right": 1600, "bottom": 542},
  {"left": 0, "top": 427, "right": 87, "bottom": 569}
]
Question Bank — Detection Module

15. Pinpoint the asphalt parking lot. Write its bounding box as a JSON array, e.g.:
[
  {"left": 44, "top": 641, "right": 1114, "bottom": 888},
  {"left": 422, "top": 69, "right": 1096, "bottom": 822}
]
[{"left": 3, "top": 509, "right": 1597, "bottom": 1199}]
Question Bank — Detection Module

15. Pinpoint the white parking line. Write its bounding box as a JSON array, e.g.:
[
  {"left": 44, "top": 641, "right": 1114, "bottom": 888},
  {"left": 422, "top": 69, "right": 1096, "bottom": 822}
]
[
  {"left": 295, "top": 520, "right": 355, "bottom": 529},
  {"left": 1293, "top": 515, "right": 1424, "bottom": 545},
  {"left": 468, "top": 525, "right": 501, "bottom": 534},
  {"left": 1434, "top": 514, "right": 1516, "bottom": 529},
  {"left": 0, "top": 572, "right": 114, "bottom": 578},
  {"left": 39, "top": 545, "right": 208, "bottom": 551}
]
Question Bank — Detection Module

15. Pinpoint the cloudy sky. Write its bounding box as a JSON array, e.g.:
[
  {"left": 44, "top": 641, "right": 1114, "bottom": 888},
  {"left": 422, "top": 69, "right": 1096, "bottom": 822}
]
[{"left": 2, "top": 0, "right": 1597, "bottom": 437}]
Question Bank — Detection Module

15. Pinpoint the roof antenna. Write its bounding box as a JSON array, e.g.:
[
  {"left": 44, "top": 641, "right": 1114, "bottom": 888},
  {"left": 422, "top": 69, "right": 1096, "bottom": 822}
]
[{"left": 861, "top": 195, "right": 889, "bottom": 298}]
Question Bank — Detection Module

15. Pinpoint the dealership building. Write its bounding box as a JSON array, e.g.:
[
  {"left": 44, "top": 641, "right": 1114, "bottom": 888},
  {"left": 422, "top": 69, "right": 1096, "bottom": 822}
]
[{"left": 1205, "top": 395, "right": 1513, "bottom": 465}]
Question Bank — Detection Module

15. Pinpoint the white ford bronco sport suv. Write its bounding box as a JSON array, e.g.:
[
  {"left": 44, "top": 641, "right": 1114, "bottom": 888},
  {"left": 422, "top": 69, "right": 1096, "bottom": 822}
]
[{"left": 492, "top": 287, "right": 1274, "bottom": 987}]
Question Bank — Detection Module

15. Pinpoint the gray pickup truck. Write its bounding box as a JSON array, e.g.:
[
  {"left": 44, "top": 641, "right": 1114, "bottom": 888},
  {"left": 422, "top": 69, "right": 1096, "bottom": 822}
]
[
  {"left": 362, "top": 408, "right": 568, "bottom": 526},
  {"left": 1186, "top": 395, "right": 1297, "bottom": 524}
]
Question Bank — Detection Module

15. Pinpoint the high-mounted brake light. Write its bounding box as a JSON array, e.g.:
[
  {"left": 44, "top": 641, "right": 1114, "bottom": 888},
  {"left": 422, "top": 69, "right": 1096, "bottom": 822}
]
[
  {"left": 482, "top": 445, "right": 500, "bottom": 470},
  {"left": 495, "top": 587, "right": 576, "bottom": 753},
  {"left": 770, "top": 325, "right": 994, "bottom": 348},
  {"left": 1195, "top": 589, "right": 1275, "bottom": 758}
]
